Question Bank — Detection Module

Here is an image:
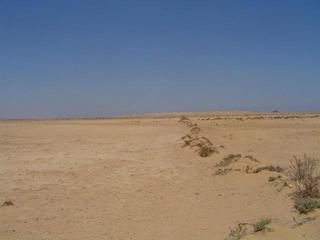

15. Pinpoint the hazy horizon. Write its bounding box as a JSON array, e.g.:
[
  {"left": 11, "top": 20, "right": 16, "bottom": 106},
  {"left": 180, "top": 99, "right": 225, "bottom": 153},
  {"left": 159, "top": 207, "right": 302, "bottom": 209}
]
[{"left": 1, "top": 1, "right": 319, "bottom": 119}]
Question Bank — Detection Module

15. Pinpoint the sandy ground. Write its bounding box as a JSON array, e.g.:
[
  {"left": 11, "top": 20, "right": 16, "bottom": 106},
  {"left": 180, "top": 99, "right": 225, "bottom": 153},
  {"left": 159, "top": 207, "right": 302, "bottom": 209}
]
[{"left": 1, "top": 112, "right": 320, "bottom": 239}]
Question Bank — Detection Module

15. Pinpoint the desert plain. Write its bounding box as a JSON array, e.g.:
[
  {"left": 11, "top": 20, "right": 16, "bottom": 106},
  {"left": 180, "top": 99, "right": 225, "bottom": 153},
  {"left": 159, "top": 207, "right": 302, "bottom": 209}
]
[{"left": 1, "top": 111, "right": 320, "bottom": 240}]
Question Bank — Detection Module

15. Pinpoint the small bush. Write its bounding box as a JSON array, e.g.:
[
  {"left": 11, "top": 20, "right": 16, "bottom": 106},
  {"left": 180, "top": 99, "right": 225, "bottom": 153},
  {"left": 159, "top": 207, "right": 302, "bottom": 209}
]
[
  {"left": 268, "top": 175, "right": 282, "bottom": 182},
  {"left": 190, "top": 126, "right": 201, "bottom": 134},
  {"left": 2, "top": 201, "right": 14, "bottom": 207},
  {"left": 253, "top": 165, "right": 284, "bottom": 173},
  {"left": 289, "top": 154, "right": 320, "bottom": 198},
  {"left": 244, "top": 155, "right": 259, "bottom": 162},
  {"left": 253, "top": 218, "right": 271, "bottom": 232},
  {"left": 198, "top": 144, "right": 217, "bottom": 157},
  {"left": 225, "top": 223, "right": 247, "bottom": 240},
  {"left": 216, "top": 154, "right": 242, "bottom": 167},
  {"left": 179, "top": 115, "right": 189, "bottom": 122},
  {"left": 294, "top": 197, "right": 320, "bottom": 214}
]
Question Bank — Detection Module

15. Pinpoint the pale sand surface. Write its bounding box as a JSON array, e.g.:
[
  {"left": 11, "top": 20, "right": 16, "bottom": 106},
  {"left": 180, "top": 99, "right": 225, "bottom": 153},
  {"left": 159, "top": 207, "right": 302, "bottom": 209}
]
[{"left": 1, "top": 112, "right": 320, "bottom": 239}]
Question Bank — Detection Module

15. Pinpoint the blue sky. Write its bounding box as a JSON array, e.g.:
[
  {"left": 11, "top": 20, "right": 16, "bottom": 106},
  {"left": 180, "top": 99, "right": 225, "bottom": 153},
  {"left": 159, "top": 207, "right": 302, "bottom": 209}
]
[{"left": 0, "top": 0, "right": 319, "bottom": 118}]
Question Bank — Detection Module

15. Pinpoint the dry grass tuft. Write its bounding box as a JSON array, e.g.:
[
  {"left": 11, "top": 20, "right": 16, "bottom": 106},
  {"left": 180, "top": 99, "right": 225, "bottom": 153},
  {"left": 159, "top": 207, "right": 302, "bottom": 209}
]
[
  {"left": 289, "top": 154, "right": 320, "bottom": 198},
  {"left": 224, "top": 223, "right": 247, "bottom": 240}
]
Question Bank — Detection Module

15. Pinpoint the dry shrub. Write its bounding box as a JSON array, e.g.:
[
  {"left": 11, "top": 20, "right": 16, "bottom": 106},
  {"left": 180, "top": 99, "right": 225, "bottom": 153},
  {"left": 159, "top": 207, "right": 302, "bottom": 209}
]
[
  {"left": 253, "top": 165, "right": 284, "bottom": 173},
  {"left": 199, "top": 136, "right": 213, "bottom": 145},
  {"left": 180, "top": 117, "right": 219, "bottom": 157},
  {"left": 268, "top": 175, "right": 282, "bottom": 182},
  {"left": 253, "top": 218, "right": 271, "bottom": 232},
  {"left": 179, "top": 115, "right": 189, "bottom": 122},
  {"left": 289, "top": 154, "right": 320, "bottom": 198},
  {"left": 195, "top": 136, "right": 218, "bottom": 157},
  {"left": 185, "top": 121, "right": 194, "bottom": 127},
  {"left": 2, "top": 201, "right": 14, "bottom": 207},
  {"left": 244, "top": 155, "right": 259, "bottom": 163},
  {"left": 181, "top": 134, "right": 193, "bottom": 147},
  {"left": 183, "top": 139, "right": 193, "bottom": 147},
  {"left": 215, "top": 168, "right": 232, "bottom": 176},
  {"left": 216, "top": 154, "right": 242, "bottom": 167},
  {"left": 225, "top": 223, "right": 247, "bottom": 240},
  {"left": 293, "top": 216, "right": 317, "bottom": 226},
  {"left": 198, "top": 144, "right": 217, "bottom": 157},
  {"left": 181, "top": 134, "right": 218, "bottom": 157},
  {"left": 190, "top": 126, "right": 201, "bottom": 134}
]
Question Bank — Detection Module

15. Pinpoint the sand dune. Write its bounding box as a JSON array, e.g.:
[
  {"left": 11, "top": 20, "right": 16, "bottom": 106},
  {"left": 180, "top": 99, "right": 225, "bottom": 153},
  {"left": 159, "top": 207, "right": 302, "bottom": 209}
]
[{"left": 1, "top": 112, "right": 320, "bottom": 239}]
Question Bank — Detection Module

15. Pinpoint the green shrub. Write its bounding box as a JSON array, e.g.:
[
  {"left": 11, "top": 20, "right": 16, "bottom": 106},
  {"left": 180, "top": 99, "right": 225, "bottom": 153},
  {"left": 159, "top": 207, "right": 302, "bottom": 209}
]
[
  {"left": 294, "top": 197, "right": 320, "bottom": 214},
  {"left": 253, "top": 218, "right": 271, "bottom": 232}
]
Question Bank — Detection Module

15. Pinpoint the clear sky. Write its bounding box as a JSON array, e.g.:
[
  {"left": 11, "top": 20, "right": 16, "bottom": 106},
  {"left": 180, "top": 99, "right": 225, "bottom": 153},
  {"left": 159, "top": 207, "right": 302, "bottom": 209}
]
[{"left": 1, "top": 0, "right": 319, "bottom": 118}]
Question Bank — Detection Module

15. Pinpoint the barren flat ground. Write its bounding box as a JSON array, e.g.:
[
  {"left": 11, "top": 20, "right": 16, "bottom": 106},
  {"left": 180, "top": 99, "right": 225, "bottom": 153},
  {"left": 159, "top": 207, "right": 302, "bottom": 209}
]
[{"left": 1, "top": 112, "right": 320, "bottom": 239}]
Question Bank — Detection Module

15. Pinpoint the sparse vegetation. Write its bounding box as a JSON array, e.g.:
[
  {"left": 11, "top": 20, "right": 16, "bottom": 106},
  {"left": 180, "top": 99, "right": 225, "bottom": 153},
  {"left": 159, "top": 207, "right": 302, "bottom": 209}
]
[
  {"left": 288, "top": 155, "right": 320, "bottom": 214},
  {"left": 293, "top": 216, "right": 317, "bottom": 226},
  {"left": 1, "top": 200, "right": 14, "bottom": 207},
  {"left": 268, "top": 175, "right": 282, "bottom": 182},
  {"left": 216, "top": 154, "right": 242, "bottom": 167},
  {"left": 253, "top": 218, "right": 271, "bottom": 232},
  {"left": 244, "top": 155, "right": 259, "bottom": 162},
  {"left": 253, "top": 165, "right": 284, "bottom": 173},
  {"left": 294, "top": 197, "right": 320, "bottom": 214},
  {"left": 224, "top": 223, "right": 247, "bottom": 240},
  {"left": 225, "top": 218, "right": 272, "bottom": 238},
  {"left": 215, "top": 168, "right": 232, "bottom": 176},
  {"left": 181, "top": 134, "right": 192, "bottom": 146},
  {"left": 236, "top": 117, "right": 244, "bottom": 121},
  {"left": 197, "top": 143, "right": 218, "bottom": 157},
  {"left": 178, "top": 115, "right": 189, "bottom": 122},
  {"left": 3, "top": 112, "right": 320, "bottom": 239},
  {"left": 180, "top": 119, "right": 218, "bottom": 157},
  {"left": 190, "top": 126, "right": 201, "bottom": 134},
  {"left": 289, "top": 154, "right": 320, "bottom": 198}
]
